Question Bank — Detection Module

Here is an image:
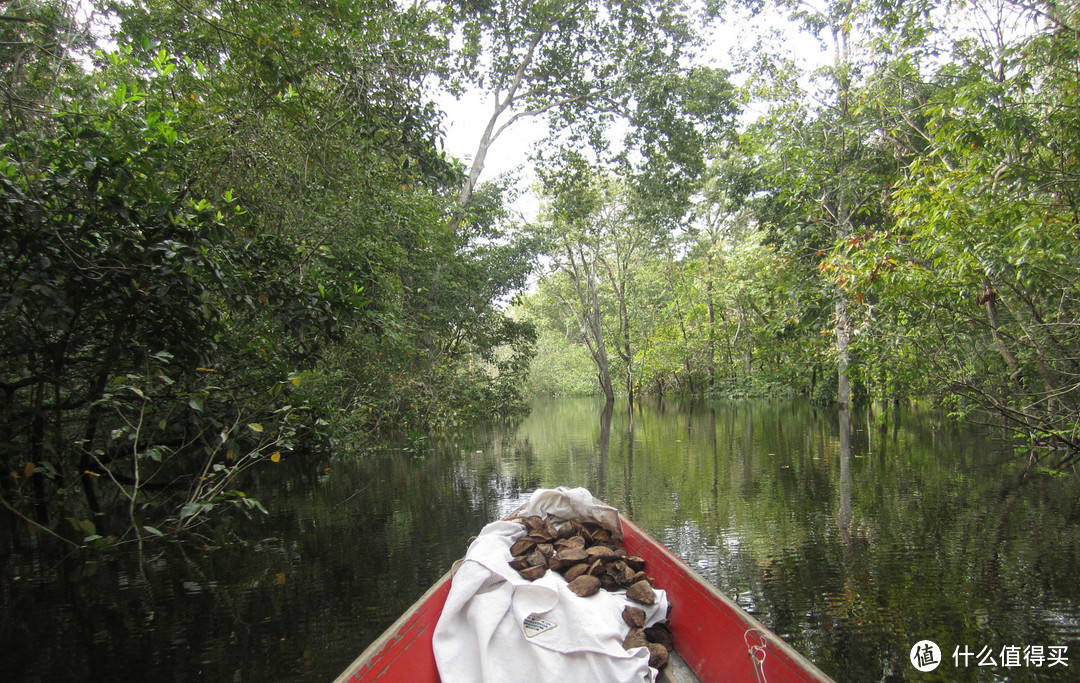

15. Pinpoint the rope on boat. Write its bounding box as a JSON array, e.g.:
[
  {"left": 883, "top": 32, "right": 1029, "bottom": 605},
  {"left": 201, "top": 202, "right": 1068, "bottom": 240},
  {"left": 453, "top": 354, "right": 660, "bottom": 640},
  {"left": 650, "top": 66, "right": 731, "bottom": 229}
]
[{"left": 744, "top": 629, "right": 769, "bottom": 683}]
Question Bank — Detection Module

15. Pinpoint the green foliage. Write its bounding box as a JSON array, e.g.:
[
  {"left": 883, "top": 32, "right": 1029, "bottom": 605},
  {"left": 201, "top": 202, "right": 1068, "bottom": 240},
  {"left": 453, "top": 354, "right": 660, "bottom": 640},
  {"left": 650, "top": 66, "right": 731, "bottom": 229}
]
[
  {"left": 0, "top": 45, "right": 298, "bottom": 541},
  {"left": 521, "top": 0, "right": 1080, "bottom": 466},
  {"left": 445, "top": 0, "right": 737, "bottom": 227},
  {"left": 813, "top": 0, "right": 1080, "bottom": 463},
  {"left": 0, "top": 0, "right": 538, "bottom": 547}
]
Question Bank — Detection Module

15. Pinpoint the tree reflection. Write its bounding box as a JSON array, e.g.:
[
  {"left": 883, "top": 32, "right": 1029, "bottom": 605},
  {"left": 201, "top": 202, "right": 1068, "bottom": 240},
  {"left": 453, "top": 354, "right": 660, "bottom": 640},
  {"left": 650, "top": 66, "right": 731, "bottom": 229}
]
[{"left": 838, "top": 403, "right": 853, "bottom": 541}]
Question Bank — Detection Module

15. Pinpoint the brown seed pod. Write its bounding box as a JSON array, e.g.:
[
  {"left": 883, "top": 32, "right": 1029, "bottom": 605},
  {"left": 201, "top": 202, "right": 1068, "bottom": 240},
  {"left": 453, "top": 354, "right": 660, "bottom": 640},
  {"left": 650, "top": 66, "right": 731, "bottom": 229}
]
[
  {"left": 599, "top": 573, "right": 619, "bottom": 590},
  {"left": 589, "top": 526, "right": 612, "bottom": 544},
  {"left": 647, "top": 643, "right": 669, "bottom": 670},
  {"left": 631, "top": 571, "right": 653, "bottom": 585},
  {"left": 518, "top": 565, "right": 546, "bottom": 581},
  {"left": 509, "top": 556, "right": 531, "bottom": 571},
  {"left": 510, "top": 538, "right": 537, "bottom": 556},
  {"left": 525, "top": 548, "right": 547, "bottom": 567},
  {"left": 622, "top": 606, "right": 646, "bottom": 629},
  {"left": 557, "top": 522, "right": 575, "bottom": 540},
  {"left": 554, "top": 536, "right": 585, "bottom": 551},
  {"left": 556, "top": 547, "right": 588, "bottom": 564},
  {"left": 566, "top": 574, "right": 601, "bottom": 597},
  {"left": 563, "top": 563, "right": 590, "bottom": 582},
  {"left": 580, "top": 524, "right": 608, "bottom": 544},
  {"left": 622, "top": 627, "right": 648, "bottom": 650},
  {"left": 612, "top": 561, "right": 636, "bottom": 587},
  {"left": 586, "top": 559, "right": 606, "bottom": 576},
  {"left": 626, "top": 580, "right": 657, "bottom": 605},
  {"left": 536, "top": 543, "right": 555, "bottom": 558},
  {"left": 522, "top": 516, "right": 545, "bottom": 532},
  {"left": 644, "top": 622, "right": 674, "bottom": 652},
  {"left": 624, "top": 556, "right": 646, "bottom": 572},
  {"left": 586, "top": 546, "right": 618, "bottom": 562}
]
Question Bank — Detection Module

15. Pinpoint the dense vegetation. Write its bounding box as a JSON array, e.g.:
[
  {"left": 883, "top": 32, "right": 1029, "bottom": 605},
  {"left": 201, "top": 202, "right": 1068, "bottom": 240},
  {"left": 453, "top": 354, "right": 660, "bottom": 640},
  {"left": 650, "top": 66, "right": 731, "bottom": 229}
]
[
  {"left": 0, "top": 0, "right": 540, "bottom": 544},
  {"left": 520, "top": 0, "right": 1080, "bottom": 469},
  {"left": 0, "top": 0, "right": 724, "bottom": 545},
  {"left": 2, "top": 0, "right": 1078, "bottom": 548}
]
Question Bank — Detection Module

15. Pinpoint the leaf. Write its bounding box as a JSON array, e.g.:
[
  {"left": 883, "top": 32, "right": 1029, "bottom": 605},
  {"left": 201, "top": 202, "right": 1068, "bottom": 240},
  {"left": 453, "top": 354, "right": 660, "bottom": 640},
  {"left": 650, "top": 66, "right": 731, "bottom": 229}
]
[
  {"left": 143, "top": 525, "right": 164, "bottom": 537},
  {"left": 248, "top": 423, "right": 264, "bottom": 433},
  {"left": 290, "top": 375, "right": 302, "bottom": 387},
  {"left": 270, "top": 452, "right": 281, "bottom": 463},
  {"left": 24, "top": 462, "right": 36, "bottom": 478},
  {"left": 180, "top": 501, "right": 210, "bottom": 519}
]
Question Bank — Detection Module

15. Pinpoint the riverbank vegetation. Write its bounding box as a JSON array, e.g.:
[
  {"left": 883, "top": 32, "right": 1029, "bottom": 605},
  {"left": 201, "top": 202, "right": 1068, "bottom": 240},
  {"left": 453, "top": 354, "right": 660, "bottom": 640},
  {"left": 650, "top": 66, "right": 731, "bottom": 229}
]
[
  {"left": 520, "top": 0, "right": 1080, "bottom": 468},
  {"left": 1, "top": 0, "right": 543, "bottom": 544},
  {"left": 2, "top": 0, "right": 1078, "bottom": 548}
]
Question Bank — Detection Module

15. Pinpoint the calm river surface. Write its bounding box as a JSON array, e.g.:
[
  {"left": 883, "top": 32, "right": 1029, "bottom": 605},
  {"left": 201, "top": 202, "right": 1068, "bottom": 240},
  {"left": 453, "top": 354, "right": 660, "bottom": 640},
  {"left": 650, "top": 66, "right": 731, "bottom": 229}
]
[{"left": 3, "top": 398, "right": 1080, "bottom": 682}]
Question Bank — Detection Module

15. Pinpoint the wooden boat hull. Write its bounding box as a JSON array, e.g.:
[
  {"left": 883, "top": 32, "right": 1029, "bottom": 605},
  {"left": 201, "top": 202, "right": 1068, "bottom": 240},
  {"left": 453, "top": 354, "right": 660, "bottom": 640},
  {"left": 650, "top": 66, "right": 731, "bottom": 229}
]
[
  {"left": 619, "top": 519, "right": 830, "bottom": 682},
  {"left": 336, "top": 519, "right": 833, "bottom": 682}
]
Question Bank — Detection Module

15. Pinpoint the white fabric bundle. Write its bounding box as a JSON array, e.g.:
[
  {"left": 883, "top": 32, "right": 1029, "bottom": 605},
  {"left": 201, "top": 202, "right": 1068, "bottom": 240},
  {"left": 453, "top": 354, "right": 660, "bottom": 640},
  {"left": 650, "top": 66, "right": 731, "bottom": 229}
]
[{"left": 433, "top": 487, "right": 668, "bottom": 682}]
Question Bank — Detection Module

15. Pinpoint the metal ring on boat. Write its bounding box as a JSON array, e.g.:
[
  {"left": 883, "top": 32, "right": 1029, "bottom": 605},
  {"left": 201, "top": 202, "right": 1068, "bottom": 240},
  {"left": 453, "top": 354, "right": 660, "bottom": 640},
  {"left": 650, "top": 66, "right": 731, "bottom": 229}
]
[{"left": 745, "top": 629, "right": 770, "bottom": 683}]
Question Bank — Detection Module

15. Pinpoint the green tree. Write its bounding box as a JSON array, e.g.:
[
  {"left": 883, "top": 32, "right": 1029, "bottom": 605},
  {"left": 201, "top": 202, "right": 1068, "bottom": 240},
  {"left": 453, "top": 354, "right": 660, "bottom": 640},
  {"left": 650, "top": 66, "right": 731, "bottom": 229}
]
[
  {"left": 729, "top": 0, "right": 930, "bottom": 408},
  {"left": 445, "top": 0, "right": 735, "bottom": 228},
  {"left": 837, "top": 0, "right": 1080, "bottom": 462},
  {"left": 0, "top": 0, "right": 541, "bottom": 547},
  {"left": 534, "top": 152, "right": 618, "bottom": 402},
  {"left": 0, "top": 46, "right": 270, "bottom": 540}
]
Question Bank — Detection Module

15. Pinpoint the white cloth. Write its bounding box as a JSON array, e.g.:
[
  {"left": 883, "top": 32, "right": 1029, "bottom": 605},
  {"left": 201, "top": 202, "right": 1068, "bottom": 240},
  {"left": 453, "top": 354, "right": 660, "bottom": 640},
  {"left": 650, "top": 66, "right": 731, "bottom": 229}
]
[{"left": 433, "top": 487, "right": 668, "bottom": 683}]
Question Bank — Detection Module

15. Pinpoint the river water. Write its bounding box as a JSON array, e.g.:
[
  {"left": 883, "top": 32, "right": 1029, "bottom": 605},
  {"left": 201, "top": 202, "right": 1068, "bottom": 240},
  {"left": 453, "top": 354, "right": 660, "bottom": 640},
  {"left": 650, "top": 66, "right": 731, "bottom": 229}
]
[{"left": 3, "top": 398, "right": 1079, "bottom": 682}]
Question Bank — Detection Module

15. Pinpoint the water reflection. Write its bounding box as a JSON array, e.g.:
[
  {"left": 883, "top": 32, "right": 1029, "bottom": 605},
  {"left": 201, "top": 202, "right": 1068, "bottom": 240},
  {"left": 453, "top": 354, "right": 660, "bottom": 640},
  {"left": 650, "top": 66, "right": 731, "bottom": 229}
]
[
  {"left": 838, "top": 403, "right": 852, "bottom": 542},
  {"left": 2, "top": 398, "right": 1079, "bottom": 682}
]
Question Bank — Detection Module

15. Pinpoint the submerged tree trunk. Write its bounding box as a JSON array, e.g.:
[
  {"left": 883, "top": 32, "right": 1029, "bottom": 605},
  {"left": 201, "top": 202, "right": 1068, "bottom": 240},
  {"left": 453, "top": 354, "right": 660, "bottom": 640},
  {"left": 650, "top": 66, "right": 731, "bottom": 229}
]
[
  {"left": 836, "top": 296, "right": 851, "bottom": 410},
  {"left": 558, "top": 243, "right": 615, "bottom": 403},
  {"left": 592, "top": 401, "right": 613, "bottom": 499},
  {"left": 837, "top": 400, "right": 853, "bottom": 543}
]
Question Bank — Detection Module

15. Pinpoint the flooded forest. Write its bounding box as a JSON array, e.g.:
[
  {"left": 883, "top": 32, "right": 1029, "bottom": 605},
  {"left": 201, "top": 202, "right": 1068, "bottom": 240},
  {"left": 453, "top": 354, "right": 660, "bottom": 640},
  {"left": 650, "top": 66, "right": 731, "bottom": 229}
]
[{"left": 2, "top": 0, "right": 1079, "bottom": 680}]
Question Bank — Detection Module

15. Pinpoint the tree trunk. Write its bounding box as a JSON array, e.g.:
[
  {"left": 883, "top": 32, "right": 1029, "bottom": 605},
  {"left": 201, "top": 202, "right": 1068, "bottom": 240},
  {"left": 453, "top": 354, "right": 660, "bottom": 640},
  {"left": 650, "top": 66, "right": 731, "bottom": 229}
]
[
  {"left": 706, "top": 280, "right": 716, "bottom": 390},
  {"left": 836, "top": 295, "right": 851, "bottom": 410}
]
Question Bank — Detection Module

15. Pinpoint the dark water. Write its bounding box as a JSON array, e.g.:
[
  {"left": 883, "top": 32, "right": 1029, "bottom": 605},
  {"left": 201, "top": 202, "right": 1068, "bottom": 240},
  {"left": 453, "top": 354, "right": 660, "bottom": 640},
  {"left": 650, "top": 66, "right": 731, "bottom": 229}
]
[{"left": 3, "top": 398, "right": 1079, "bottom": 682}]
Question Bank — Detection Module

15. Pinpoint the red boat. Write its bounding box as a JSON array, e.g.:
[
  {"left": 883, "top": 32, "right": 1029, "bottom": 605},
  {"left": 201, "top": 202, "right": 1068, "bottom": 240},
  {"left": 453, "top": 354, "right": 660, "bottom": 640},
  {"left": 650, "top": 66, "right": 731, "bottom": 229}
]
[{"left": 335, "top": 517, "right": 833, "bottom": 682}]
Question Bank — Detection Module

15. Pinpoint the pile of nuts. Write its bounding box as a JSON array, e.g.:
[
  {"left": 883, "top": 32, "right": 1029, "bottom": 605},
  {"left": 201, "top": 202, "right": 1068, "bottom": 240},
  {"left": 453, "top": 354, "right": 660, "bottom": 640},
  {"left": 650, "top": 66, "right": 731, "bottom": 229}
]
[{"left": 507, "top": 515, "right": 673, "bottom": 670}]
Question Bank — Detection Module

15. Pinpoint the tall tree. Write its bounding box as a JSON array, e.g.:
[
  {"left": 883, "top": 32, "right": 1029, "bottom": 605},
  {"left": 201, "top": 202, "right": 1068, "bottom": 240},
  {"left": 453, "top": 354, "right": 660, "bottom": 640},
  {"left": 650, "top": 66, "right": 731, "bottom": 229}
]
[
  {"left": 444, "top": 0, "right": 733, "bottom": 228},
  {"left": 0, "top": 0, "right": 540, "bottom": 545},
  {"left": 837, "top": 0, "right": 1080, "bottom": 463},
  {"left": 738, "top": 0, "right": 924, "bottom": 407},
  {"left": 536, "top": 152, "right": 617, "bottom": 402}
]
